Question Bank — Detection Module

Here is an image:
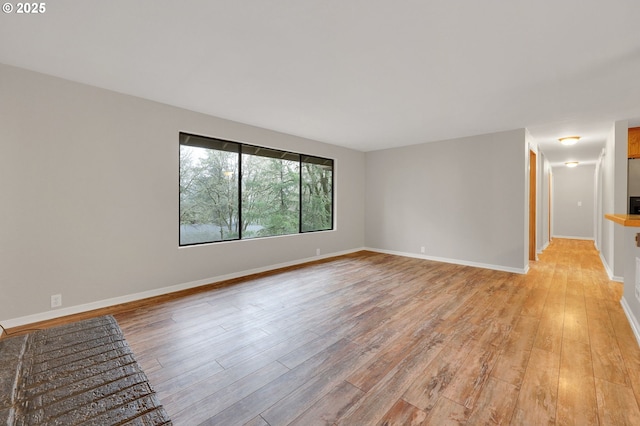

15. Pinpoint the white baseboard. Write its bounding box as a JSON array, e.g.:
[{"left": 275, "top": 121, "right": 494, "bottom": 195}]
[
  {"left": 0, "top": 247, "right": 365, "bottom": 329},
  {"left": 552, "top": 235, "right": 595, "bottom": 241},
  {"left": 364, "top": 247, "right": 528, "bottom": 274},
  {"left": 536, "top": 240, "right": 550, "bottom": 254},
  {"left": 621, "top": 297, "right": 640, "bottom": 347},
  {"left": 599, "top": 252, "right": 624, "bottom": 282}
]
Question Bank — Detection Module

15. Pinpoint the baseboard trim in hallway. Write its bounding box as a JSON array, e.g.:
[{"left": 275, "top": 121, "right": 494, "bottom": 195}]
[
  {"left": 599, "top": 251, "right": 624, "bottom": 282},
  {"left": 622, "top": 296, "right": 640, "bottom": 347}
]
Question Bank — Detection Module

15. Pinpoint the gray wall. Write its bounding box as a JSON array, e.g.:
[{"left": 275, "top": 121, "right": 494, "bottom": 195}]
[
  {"left": 364, "top": 129, "right": 527, "bottom": 272},
  {"left": 552, "top": 164, "right": 595, "bottom": 239},
  {"left": 0, "top": 63, "right": 366, "bottom": 323}
]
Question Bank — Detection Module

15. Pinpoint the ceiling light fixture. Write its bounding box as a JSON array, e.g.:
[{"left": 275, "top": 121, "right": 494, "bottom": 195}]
[
  {"left": 565, "top": 161, "right": 579, "bottom": 168},
  {"left": 559, "top": 136, "right": 580, "bottom": 146}
]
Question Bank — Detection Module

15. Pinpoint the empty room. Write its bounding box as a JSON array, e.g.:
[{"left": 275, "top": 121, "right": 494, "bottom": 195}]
[{"left": 2, "top": 1, "right": 640, "bottom": 425}]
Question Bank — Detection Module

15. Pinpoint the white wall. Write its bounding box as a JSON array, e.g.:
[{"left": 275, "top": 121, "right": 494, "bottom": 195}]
[
  {"left": 621, "top": 228, "right": 640, "bottom": 345},
  {"left": 364, "top": 129, "right": 527, "bottom": 273},
  {"left": 526, "top": 130, "right": 551, "bottom": 255},
  {"left": 598, "top": 121, "right": 628, "bottom": 280},
  {"left": 538, "top": 153, "right": 552, "bottom": 251},
  {"left": 552, "top": 165, "right": 596, "bottom": 239},
  {"left": 595, "top": 150, "right": 603, "bottom": 251},
  {"left": 525, "top": 130, "right": 539, "bottom": 259},
  {"left": 0, "top": 64, "right": 366, "bottom": 325}
]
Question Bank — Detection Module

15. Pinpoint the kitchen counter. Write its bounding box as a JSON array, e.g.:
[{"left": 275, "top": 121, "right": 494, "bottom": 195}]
[{"left": 604, "top": 213, "right": 640, "bottom": 227}]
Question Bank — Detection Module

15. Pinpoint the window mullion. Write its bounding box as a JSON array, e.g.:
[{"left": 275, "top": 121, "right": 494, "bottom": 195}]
[{"left": 238, "top": 148, "right": 243, "bottom": 240}]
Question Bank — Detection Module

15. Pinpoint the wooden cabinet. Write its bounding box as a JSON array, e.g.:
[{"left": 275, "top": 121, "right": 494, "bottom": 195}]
[{"left": 630, "top": 127, "right": 640, "bottom": 158}]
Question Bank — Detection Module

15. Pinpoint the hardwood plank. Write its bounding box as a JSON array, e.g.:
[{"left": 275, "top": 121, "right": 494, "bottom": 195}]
[
  {"left": 546, "top": 266, "right": 567, "bottom": 305},
  {"left": 520, "top": 288, "right": 548, "bottom": 318},
  {"left": 346, "top": 297, "right": 437, "bottom": 347},
  {"left": 441, "top": 342, "right": 501, "bottom": 409},
  {"left": 595, "top": 377, "right": 640, "bottom": 425},
  {"left": 562, "top": 295, "right": 589, "bottom": 345},
  {"left": 503, "top": 315, "right": 539, "bottom": 353},
  {"left": 149, "top": 357, "right": 225, "bottom": 399},
  {"left": 490, "top": 285, "right": 529, "bottom": 328},
  {"left": 608, "top": 304, "right": 638, "bottom": 346},
  {"left": 277, "top": 330, "right": 345, "bottom": 369},
  {"left": 338, "top": 332, "right": 446, "bottom": 425},
  {"left": 288, "top": 381, "right": 363, "bottom": 426},
  {"left": 556, "top": 340, "right": 598, "bottom": 425},
  {"left": 153, "top": 328, "right": 318, "bottom": 401},
  {"left": 490, "top": 315, "right": 538, "bottom": 388},
  {"left": 490, "top": 349, "right": 530, "bottom": 388},
  {"left": 215, "top": 326, "right": 319, "bottom": 369},
  {"left": 589, "top": 318, "right": 630, "bottom": 386},
  {"left": 533, "top": 304, "right": 564, "bottom": 354},
  {"left": 169, "top": 361, "right": 288, "bottom": 425},
  {"left": 402, "top": 342, "right": 472, "bottom": 411},
  {"left": 200, "top": 338, "right": 361, "bottom": 425},
  {"left": 376, "top": 399, "right": 427, "bottom": 426},
  {"left": 439, "top": 320, "right": 510, "bottom": 410},
  {"left": 565, "top": 268, "right": 584, "bottom": 298},
  {"left": 465, "top": 377, "right": 519, "bottom": 425},
  {"left": 345, "top": 307, "right": 444, "bottom": 393},
  {"left": 514, "top": 347, "right": 560, "bottom": 424},
  {"left": 260, "top": 339, "right": 378, "bottom": 425},
  {"left": 243, "top": 416, "right": 270, "bottom": 426},
  {"left": 424, "top": 397, "right": 469, "bottom": 425},
  {"left": 609, "top": 307, "right": 640, "bottom": 404},
  {"left": 150, "top": 326, "right": 271, "bottom": 369}
]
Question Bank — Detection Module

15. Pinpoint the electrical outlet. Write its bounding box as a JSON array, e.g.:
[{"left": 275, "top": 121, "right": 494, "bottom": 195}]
[
  {"left": 51, "top": 294, "right": 62, "bottom": 308},
  {"left": 420, "top": 246, "right": 425, "bottom": 254},
  {"left": 316, "top": 248, "right": 321, "bottom": 256}
]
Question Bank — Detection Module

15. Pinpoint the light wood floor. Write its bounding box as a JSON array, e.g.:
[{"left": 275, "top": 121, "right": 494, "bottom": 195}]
[{"left": 6, "top": 239, "right": 640, "bottom": 425}]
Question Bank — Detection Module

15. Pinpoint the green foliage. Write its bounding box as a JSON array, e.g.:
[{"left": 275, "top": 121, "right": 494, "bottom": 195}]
[
  {"left": 180, "top": 145, "right": 333, "bottom": 245},
  {"left": 242, "top": 154, "right": 299, "bottom": 238},
  {"left": 302, "top": 163, "right": 333, "bottom": 231},
  {"left": 180, "top": 146, "right": 239, "bottom": 242}
]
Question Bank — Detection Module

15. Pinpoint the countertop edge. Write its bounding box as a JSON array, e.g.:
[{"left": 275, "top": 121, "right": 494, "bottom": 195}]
[{"left": 605, "top": 213, "right": 640, "bottom": 227}]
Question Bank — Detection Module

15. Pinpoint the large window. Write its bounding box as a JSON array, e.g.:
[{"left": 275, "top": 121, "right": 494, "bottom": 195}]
[{"left": 179, "top": 132, "right": 334, "bottom": 246}]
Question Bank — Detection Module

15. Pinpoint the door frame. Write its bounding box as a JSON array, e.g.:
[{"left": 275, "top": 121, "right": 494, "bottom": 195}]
[{"left": 529, "top": 150, "right": 537, "bottom": 261}]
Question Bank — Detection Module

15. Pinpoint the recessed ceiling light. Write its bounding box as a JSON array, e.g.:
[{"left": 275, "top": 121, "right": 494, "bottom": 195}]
[
  {"left": 559, "top": 136, "right": 580, "bottom": 146},
  {"left": 565, "top": 161, "right": 579, "bottom": 167}
]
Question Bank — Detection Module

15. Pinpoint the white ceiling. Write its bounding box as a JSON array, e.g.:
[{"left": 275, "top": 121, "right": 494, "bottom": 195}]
[{"left": 2, "top": 1, "right": 640, "bottom": 167}]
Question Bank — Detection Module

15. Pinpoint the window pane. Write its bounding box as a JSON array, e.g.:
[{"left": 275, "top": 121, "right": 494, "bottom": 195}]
[
  {"left": 241, "top": 151, "right": 300, "bottom": 239},
  {"left": 180, "top": 145, "right": 239, "bottom": 245},
  {"left": 179, "top": 133, "right": 333, "bottom": 244},
  {"left": 301, "top": 159, "right": 333, "bottom": 232}
]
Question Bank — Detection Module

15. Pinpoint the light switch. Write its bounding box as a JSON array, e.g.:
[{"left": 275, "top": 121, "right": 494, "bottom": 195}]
[{"left": 578, "top": 201, "right": 582, "bottom": 207}]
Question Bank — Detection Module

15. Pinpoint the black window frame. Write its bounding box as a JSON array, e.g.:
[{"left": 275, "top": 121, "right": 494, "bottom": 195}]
[{"left": 179, "top": 132, "right": 334, "bottom": 246}]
